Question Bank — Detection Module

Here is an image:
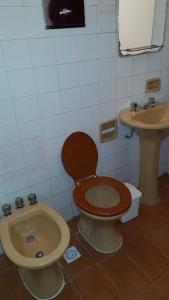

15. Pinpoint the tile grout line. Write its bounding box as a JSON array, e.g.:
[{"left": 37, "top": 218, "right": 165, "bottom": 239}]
[{"left": 132, "top": 270, "right": 169, "bottom": 300}]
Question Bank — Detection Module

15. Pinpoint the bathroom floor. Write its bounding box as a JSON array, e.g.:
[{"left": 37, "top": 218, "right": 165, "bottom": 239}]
[{"left": 1, "top": 175, "right": 169, "bottom": 300}]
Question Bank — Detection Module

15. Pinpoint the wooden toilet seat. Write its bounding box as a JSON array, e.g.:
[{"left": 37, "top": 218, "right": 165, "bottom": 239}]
[
  {"left": 73, "top": 176, "right": 131, "bottom": 217},
  {"left": 61, "top": 132, "right": 131, "bottom": 218}
]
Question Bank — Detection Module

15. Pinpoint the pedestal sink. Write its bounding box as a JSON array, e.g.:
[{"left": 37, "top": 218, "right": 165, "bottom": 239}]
[{"left": 119, "top": 103, "right": 169, "bottom": 206}]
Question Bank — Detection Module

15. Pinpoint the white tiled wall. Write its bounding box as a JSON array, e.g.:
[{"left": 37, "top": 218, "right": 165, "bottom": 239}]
[
  {"left": 0, "top": 0, "right": 169, "bottom": 224},
  {"left": 152, "top": 0, "right": 167, "bottom": 46}
]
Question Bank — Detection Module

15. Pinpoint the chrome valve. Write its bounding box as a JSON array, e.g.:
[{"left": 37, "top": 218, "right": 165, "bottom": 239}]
[
  {"left": 139, "top": 103, "right": 148, "bottom": 110},
  {"left": 1, "top": 203, "right": 12, "bottom": 216},
  {"left": 15, "top": 197, "right": 24, "bottom": 209},
  {"left": 130, "top": 101, "right": 139, "bottom": 112},
  {"left": 28, "top": 193, "right": 37, "bottom": 205},
  {"left": 147, "top": 97, "right": 156, "bottom": 107}
]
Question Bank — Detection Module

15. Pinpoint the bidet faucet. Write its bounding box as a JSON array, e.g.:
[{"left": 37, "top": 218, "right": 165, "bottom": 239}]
[
  {"left": 1, "top": 203, "right": 12, "bottom": 216},
  {"left": 28, "top": 193, "right": 37, "bottom": 205},
  {"left": 15, "top": 197, "right": 24, "bottom": 209}
]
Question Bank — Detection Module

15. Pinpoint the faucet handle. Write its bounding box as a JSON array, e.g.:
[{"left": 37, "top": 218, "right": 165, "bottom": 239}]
[
  {"left": 1, "top": 203, "right": 12, "bottom": 216},
  {"left": 28, "top": 193, "right": 37, "bottom": 205},
  {"left": 139, "top": 103, "right": 148, "bottom": 110},
  {"left": 15, "top": 197, "right": 24, "bottom": 209},
  {"left": 131, "top": 101, "right": 139, "bottom": 112},
  {"left": 148, "top": 97, "right": 156, "bottom": 107}
]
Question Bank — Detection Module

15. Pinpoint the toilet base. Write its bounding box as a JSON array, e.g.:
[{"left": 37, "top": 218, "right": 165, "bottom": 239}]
[
  {"left": 78, "top": 215, "right": 123, "bottom": 253},
  {"left": 19, "top": 263, "right": 65, "bottom": 300}
]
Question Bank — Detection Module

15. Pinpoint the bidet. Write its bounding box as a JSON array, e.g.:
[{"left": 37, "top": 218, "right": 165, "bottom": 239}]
[{"left": 0, "top": 199, "right": 70, "bottom": 300}]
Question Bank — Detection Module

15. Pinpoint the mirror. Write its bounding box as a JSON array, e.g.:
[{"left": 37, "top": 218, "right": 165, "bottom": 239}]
[{"left": 118, "top": 0, "right": 168, "bottom": 56}]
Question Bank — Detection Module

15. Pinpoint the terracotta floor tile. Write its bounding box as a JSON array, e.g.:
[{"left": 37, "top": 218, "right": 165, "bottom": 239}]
[
  {"left": 154, "top": 273, "right": 169, "bottom": 295},
  {"left": 60, "top": 234, "right": 95, "bottom": 281},
  {"left": 159, "top": 189, "right": 169, "bottom": 207},
  {"left": 135, "top": 272, "right": 169, "bottom": 300},
  {"left": 55, "top": 282, "right": 82, "bottom": 300},
  {"left": 0, "top": 253, "right": 13, "bottom": 272},
  {"left": 100, "top": 251, "right": 151, "bottom": 299},
  {"left": 0, "top": 267, "right": 32, "bottom": 300},
  {"left": 124, "top": 237, "right": 169, "bottom": 281},
  {"left": 145, "top": 220, "right": 169, "bottom": 257},
  {"left": 134, "top": 285, "right": 169, "bottom": 300},
  {"left": 68, "top": 217, "right": 79, "bottom": 235},
  {"left": 116, "top": 220, "right": 141, "bottom": 247},
  {"left": 160, "top": 195, "right": 169, "bottom": 207},
  {"left": 140, "top": 203, "right": 169, "bottom": 225},
  {"left": 127, "top": 209, "right": 152, "bottom": 236},
  {"left": 158, "top": 174, "right": 169, "bottom": 190},
  {"left": 73, "top": 265, "right": 125, "bottom": 300},
  {"left": 158, "top": 174, "right": 169, "bottom": 203},
  {"left": 127, "top": 204, "right": 165, "bottom": 238}
]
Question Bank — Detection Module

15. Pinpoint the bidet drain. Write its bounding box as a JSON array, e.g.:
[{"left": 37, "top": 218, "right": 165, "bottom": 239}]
[
  {"left": 26, "top": 235, "right": 35, "bottom": 243},
  {"left": 36, "top": 251, "right": 44, "bottom": 258}
]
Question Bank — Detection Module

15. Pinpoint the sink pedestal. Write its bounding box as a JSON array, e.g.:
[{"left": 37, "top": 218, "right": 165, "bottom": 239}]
[
  {"left": 136, "top": 129, "right": 168, "bottom": 206},
  {"left": 119, "top": 103, "right": 169, "bottom": 206}
]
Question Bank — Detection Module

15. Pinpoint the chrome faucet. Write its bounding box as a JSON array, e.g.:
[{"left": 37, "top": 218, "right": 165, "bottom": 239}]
[
  {"left": 130, "top": 97, "right": 156, "bottom": 112},
  {"left": 130, "top": 101, "right": 139, "bottom": 112},
  {"left": 28, "top": 193, "right": 37, "bottom": 205},
  {"left": 1, "top": 203, "right": 12, "bottom": 216},
  {"left": 147, "top": 97, "right": 156, "bottom": 107},
  {"left": 15, "top": 197, "right": 24, "bottom": 209}
]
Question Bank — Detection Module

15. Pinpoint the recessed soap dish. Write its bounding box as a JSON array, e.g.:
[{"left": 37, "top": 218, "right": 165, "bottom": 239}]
[{"left": 99, "top": 118, "right": 118, "bottom": 143}]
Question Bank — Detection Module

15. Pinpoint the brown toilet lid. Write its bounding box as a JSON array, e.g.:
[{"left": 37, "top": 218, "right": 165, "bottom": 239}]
[
  {"left": 62, "top": 132, "right": 131, "bottom": 217},
  {"left": 61, "top": 132, "right": 98, "bottom": 183},
  {"left": 73, "top": 176, "right": 132, "bottom": 217}
]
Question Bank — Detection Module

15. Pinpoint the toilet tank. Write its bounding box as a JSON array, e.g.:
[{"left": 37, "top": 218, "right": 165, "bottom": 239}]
[
  {"left": 119, "top": 183, "right": 142, "bottom": 223},
  {"left": 42, "top": 0, "right": 85, "bottom": 29}
]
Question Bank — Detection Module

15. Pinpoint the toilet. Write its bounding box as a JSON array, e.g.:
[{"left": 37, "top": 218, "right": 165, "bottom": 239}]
[
  {"left": 61, "top": 131, "right": 132, "bottom": 253},
  {"left": 0, "top": 201, "right": 70, "bottom": 300}
]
